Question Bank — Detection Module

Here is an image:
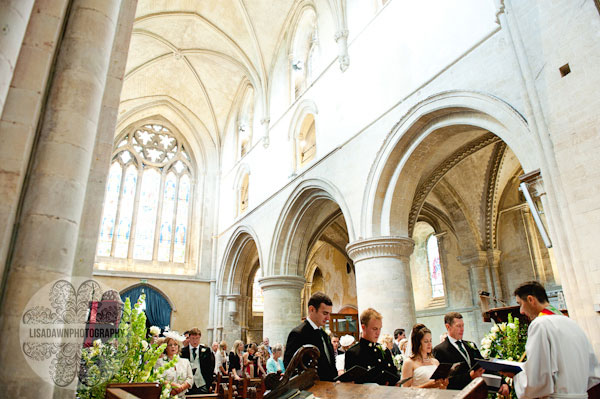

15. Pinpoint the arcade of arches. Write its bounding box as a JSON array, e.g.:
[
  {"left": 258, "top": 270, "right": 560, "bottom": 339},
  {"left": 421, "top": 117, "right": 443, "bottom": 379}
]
[{"left": 1, "top": 1, "right": 600, "bottom": 397}]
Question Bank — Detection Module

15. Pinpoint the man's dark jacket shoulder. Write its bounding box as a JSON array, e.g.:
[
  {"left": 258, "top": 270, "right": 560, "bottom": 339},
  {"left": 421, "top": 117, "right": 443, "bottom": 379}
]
[
  {"left": 432, "top": 338, "right": 482, "bottom": 390},
  {"left": 283, "top": 320, "right": 337, "bottom": 382}
]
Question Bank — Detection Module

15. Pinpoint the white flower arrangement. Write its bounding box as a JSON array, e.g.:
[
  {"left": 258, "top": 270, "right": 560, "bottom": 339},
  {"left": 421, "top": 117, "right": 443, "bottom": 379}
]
[
  {"left": 393, "top": 354, "right": 404, "bottom": 371},
  {"left": 149, "top": 326, "right": 160, "bottom": 336}
]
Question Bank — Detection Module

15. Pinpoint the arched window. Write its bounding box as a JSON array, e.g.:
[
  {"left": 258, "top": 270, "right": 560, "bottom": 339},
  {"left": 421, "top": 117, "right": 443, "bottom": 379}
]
[
  {"left": 97, "top": 123, "right": 194, "bottom": 264},
  {"left": 252, "top": 270, "right": 264, "bottom": 314},
  {"left": 297, "top": 113, "right": 316, "bottom": 166},
  {"left": 290, "top": 8, "right": 318, "bottom": 100},
  {"left": 410, "top": 221, "right": 446, "bottom": 308},
  {"left": 238, "top": 172, "right": 249, "bottom": 215},
  {"left": 426, "top": 234, "right": 444, "bottom": 298},
  {"left": 236, "top": 85, "right": 254, "bottom": 158}
]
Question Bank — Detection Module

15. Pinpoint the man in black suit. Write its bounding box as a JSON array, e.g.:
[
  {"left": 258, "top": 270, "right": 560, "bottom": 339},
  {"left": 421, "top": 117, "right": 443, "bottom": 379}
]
[
  {"left": 432, "top": 312, "right": 487, "bottom": 390},
  {"left": 392, "top": 328, "right": 405, "bottom": 356},
  {"left": 283, "top": 292, "right": 337, "bottom": 381},
  {"left": 344, "top": 308, "right": 398, "bottom": 385},
  {"left": 180, "top": 327, "right": 215, "bottom": 394}
]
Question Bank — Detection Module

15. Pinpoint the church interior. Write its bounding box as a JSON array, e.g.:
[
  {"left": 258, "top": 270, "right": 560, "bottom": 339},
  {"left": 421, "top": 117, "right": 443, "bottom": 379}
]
[{"left": 1, "top": 0, "right": 599, "bottom": 396}]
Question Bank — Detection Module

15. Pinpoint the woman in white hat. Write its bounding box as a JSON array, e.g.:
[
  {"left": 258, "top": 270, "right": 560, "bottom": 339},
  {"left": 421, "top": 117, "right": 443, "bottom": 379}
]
[{"left": 336, "top": 334, "right": 356, "bottom": 376}]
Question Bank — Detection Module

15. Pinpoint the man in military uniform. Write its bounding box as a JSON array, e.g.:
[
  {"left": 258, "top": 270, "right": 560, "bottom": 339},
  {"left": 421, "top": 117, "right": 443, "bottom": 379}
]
[{"left": 344, "top": 308, "right": 398, "bottom": 385}]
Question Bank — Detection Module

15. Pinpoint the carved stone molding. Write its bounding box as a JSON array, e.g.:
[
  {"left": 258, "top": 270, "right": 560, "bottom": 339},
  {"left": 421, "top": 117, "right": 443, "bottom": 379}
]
[
  {"left": 346, "top": 236, "right": 414, "bottom": 263},
  {"left": 494, "top": 0, "right": 505, "bottom": 25},
  {"left": 484, "top": 141, "right": 507, "bottom": 250},
  {"left": 408, "top": 133, "right": 501, "bottom": 236},
  {"left": 334, "top": 30, "right": 350, "bottom": 72},
  {"left": 258, "top": 275, "right": 305, "bottom": 292},
  {"left": 334, "top": 30, "right": 349, "bottom": 42}
]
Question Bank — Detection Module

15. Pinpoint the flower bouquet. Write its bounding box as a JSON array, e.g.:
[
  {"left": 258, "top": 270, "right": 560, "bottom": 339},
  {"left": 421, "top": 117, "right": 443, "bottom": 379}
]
[
  {"left": 480, "top": 314, "right": 527, "bottom": 361},
  {"left": 393, "top": 354, "right": 404, "bottom": 372},
  {"left": 480, "top": 314, "right": 527, "bottom": 397},
  {"left": 77, "top": 295, "right": 177, "bottom": 399}
]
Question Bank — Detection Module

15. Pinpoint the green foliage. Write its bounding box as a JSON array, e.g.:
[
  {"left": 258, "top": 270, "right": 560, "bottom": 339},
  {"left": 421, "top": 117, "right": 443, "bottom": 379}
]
[
  {"left": 76, "top": 295, "right": 176, "bottom": 399},
  {"left": 481, "top": 314, "right": 528, "bottom": 398},
  {"left": 480, "top": 314, "right": 527, "bottom": 361}
]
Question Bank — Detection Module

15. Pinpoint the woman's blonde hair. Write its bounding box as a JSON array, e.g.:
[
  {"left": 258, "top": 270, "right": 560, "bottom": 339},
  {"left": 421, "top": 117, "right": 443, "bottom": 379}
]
[
  {"left": 381, "top": 334, "right": 393, "bottom": 347},
  {"left": 233, "top": 340, "right": 244, "bottom": 354}
]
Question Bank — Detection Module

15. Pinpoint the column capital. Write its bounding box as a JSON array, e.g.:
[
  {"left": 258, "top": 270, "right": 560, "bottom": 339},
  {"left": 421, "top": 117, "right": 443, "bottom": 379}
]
[
  {"left": 258, "top": 275, "right": 305, "bottom": 292},
  {"left": 458, "top": 251, "right": 488, "bottom": 267},
  {"left": 346, "top": 236, "right": 414, "bottom": 263}
]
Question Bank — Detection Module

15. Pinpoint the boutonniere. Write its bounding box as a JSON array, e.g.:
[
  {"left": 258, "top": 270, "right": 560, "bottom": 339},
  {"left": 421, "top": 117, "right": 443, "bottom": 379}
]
[
  {"left": 377, "top": 344, "right": 386, "bottom": 358},
  {"left": 464, "top": 341, "right": 476, "bottom": 350},
  {"left": 201, "top": 348, "right": 206, "bottom": 352}
]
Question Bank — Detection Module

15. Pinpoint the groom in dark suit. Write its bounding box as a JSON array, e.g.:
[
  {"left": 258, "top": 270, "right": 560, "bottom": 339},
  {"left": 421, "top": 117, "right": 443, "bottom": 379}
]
[
  {"left": 283, "top": 292, "right": 337, "bottom": 381},
  {"left": 180, "top": 327, "right": 215, "bottom": 394},
  {"left": 432, "top": 312, "right": 485, "bottom": 390}
]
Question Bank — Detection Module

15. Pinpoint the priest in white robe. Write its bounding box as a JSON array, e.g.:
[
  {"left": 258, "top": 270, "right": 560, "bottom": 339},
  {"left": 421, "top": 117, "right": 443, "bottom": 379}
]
[{"left": 506, "top": 281, "right": 600, "bottom": 399}]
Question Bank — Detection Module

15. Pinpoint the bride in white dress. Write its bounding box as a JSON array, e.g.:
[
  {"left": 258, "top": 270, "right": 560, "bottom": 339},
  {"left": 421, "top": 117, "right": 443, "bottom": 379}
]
[{"left": 401, "top": 324, "right": 449, "bottom": 389}]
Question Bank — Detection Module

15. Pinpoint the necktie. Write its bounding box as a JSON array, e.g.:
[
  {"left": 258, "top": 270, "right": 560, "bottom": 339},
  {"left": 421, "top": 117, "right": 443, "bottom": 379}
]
[
  {"left": 192, "top": 347, "right": 197, "bottom": 360},
  {"left": 456, "top": 341, "right": 470, "bottom": 365},
  {"left": 319, "top": 330, "right": 332, "bottom": 364}
]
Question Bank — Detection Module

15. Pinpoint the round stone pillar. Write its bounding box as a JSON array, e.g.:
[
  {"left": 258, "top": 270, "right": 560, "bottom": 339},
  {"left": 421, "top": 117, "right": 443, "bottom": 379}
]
[
  {"left": 346, "top": 237, "right": 416, "bottom": 335},
  {"left": 0, "top": 1, "right": 123, "bottom": 398},
  {"left": 258, "top": 275, "right": 305, "bottom": 347}
]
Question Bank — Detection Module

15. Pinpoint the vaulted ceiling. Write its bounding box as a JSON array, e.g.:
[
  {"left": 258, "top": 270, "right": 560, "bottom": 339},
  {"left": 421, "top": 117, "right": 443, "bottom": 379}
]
[{"left": 119, "top": 0, "right": 345, "bottom": 151}]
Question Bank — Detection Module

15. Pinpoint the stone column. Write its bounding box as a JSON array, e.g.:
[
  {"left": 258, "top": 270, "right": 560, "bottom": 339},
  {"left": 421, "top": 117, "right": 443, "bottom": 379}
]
[
  {"left": 216, "top": 295, "right": 225, "bottom": 342},
  {"left": 259, "top": 275, "right": 305, "bottom": 347},
  {"left": 458, "top": 251, "right": 491, "bottom": 305},
  {"left": 0, "top": 1, "right": 123, "bottom": 397},
  {"left": 486, "top": 249, "right": 504, "bottom": 301},
  {"left": 223, "top": 294, "right": 241, "bottom": 344},
  {"left": 0, "top": 0, "right": 35, "bottom": 113},
  {"left": 346, "top": 237, "right": 416, "bottom": 336}
]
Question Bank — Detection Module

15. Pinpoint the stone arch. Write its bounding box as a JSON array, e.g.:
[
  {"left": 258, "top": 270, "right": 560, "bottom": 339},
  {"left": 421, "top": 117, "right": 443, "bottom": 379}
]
[
  {"left": 218, "top": 225, "right": 263, "bottom": 297},
  {"left": 268, "top": 178, "right": 355, "bottom": 277},
  {"left": 363, "top": 90, "right": 537, "bottom": 238}
]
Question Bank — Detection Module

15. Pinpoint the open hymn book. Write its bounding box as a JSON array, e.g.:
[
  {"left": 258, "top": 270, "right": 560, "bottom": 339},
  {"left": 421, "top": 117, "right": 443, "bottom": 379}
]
[{"left": 472, "top": 358, "right": 524, "bottom": 374}]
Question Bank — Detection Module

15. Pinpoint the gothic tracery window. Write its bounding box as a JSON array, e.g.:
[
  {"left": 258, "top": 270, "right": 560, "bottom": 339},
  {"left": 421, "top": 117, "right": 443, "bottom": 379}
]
[{"left": 97, "top": 123, "right": 194, "bottom": 264}]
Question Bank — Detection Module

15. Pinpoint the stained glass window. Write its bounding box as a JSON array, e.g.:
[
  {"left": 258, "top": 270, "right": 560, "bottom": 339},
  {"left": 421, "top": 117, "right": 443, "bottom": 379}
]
[
  {"left": 97, "top": 123, "right": 194, "bottom": 265},
  {"left": 427, "top": 234, "right": 444, "bottom": 298}
]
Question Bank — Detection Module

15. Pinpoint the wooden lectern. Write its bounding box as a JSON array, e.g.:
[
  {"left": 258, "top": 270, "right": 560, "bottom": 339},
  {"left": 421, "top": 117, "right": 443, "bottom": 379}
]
[{"left": 264, "top": 345, "right": 488, "bottom": 399}]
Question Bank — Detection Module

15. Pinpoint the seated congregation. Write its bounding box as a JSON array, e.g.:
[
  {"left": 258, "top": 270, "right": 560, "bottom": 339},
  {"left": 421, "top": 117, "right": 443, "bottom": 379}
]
[{"left": 116, "top": 282, "right": 598, "bottom": 399}]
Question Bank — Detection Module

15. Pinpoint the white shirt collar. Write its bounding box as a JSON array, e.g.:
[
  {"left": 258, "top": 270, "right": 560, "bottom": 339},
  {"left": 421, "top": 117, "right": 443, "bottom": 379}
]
[
  {"left": 306, "top": 317, "right": 319, "bottom": 330},
  {"left": 447, "top": 335, "right": 459, "bottom": 345}
]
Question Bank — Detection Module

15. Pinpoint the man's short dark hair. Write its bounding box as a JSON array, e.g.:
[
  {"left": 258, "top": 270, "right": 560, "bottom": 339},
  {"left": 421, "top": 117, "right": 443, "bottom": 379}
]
[
  {"left": 444, "top": 312, "right": 463, "bottom": 326},
  {"left": 308, "top": 292, "right": 332, "bottom": 310},
  {"left": 514, "top": 281, "right": 549, "bottom": 303},
  {"left": 393, "top": 329, "right": 405, "bottom": 339}
]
